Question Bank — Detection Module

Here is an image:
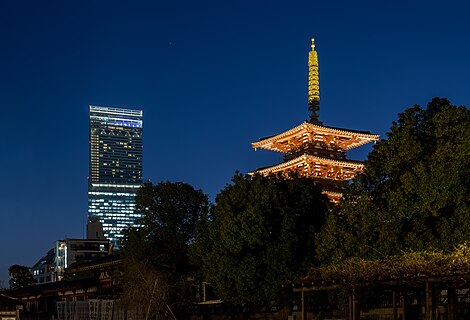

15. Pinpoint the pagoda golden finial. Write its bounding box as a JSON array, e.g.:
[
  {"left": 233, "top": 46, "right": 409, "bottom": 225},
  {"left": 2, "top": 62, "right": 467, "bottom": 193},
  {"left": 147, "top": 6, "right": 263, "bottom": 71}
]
[
  {"left": 308, "top": 38, "right": 320, "bottom": 103},
  {"left": 308, "top": 37, "right": 321, "bottom": 124}
]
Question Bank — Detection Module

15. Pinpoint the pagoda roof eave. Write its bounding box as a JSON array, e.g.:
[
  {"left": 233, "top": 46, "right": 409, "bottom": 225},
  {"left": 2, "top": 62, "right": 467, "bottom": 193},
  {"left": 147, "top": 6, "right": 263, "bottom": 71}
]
[
  {"left": 252, "top": 121, "right": 379, "bottom": 152},
  {"left": 323, "top": 190, "right": 343, "bottom": 197},
  {"left": 251, "top": 153, "right": 365, "bottom": 175},
  {"left": 258, "top": 121, "right": 374, "bottom": 141},
  {"left": 322, "top": 190, "right": 343, "bottom": 205}
]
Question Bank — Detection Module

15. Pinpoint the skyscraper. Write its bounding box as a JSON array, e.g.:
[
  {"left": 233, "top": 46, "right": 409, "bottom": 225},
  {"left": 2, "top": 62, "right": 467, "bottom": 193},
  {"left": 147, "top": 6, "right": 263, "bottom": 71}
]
[{"left": 88, "top": 105, "right": 143, "bottom": 246}]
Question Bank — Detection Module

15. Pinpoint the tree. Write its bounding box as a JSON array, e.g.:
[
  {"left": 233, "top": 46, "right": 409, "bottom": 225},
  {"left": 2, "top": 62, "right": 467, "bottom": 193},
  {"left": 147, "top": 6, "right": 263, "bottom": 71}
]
[
  {"left": 119, "top": 252, "right": 181, "bottom": 320},
  {"left": 8, "top": 265, "right": 36, "bottom": 289},
  {"left": 201, "top": 173, "right": 329, "bottom": 305},
  {"left": 317, "top": 98, "right": 470, "bottom": 262},
  {"left": 121, "top": 181, "right": 209, "bottom": 318}
]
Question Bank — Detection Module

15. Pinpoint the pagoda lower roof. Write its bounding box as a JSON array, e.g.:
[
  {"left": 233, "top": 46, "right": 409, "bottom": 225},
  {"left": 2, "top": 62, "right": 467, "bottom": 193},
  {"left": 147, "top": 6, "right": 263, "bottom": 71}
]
[
  {"left": 252, "top": 153, "right": 364, "bottom": 181},
  {"left": 252, "top": 121, "right": 379, "bottom": 152},
  {"left": 322, "top": 190, "right": 343, "bottom": 205}
]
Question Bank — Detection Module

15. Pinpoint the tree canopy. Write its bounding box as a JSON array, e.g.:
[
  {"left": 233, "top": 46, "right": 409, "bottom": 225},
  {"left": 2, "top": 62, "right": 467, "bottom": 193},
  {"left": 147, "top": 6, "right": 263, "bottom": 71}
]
[
  {"left": 200, "top": 173, "right": 329, "bottom": 305},
  {"left": 8, "top": 265, "right": 36, "bottom": 290},
  {"left": 121, "top": 181, "right": 210, "bottom": 318},
  {"left": 134, "top": 181, "right": 209, "bottom": 274},
  {"left": 317, "top": 98, "right": 470, "bottom": 262}
]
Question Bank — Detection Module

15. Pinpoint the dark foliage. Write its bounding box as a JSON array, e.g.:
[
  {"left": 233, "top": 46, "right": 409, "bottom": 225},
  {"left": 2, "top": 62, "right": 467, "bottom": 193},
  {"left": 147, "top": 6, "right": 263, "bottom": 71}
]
[
  {"left": 8, "top": 265, "right": 36, "bottom": 289},
  {"left": 317, "top": 98, "right": 470, "bottom": 262},
  {"left": 201, "top": 173, "right": 329, "bottom": 305},
  {"left": 121, "top": 181, "right": 210, "bottom": 318}
]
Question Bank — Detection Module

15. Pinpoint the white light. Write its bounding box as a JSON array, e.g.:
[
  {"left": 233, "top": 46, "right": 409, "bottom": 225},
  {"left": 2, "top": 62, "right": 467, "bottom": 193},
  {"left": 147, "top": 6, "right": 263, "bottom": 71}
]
[{"left": 91, "top": 183, "right": 141, "bottom": 189}]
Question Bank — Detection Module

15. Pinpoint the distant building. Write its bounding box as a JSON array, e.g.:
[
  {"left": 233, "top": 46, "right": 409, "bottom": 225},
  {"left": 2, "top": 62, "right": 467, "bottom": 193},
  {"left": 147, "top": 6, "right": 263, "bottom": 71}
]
[
  {"left": 31, "top": 248, "right": 55, "bottom": 284},
  {"left": 87, "top": 217, "right": 106, "bottom": 240},
  {"left": 54, "top": 238, "right": 109, "bottom": 281},
  {"left": 31, "top": 221, "right": 110, "bottom": 283},
  {"left": 88, "top": 105, "right": 143, "bottom": 246}
]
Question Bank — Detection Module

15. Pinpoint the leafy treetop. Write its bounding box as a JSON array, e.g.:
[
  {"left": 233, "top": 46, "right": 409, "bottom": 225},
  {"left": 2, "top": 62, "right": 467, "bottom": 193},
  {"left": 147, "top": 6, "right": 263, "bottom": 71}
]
[
  {"left": 201, "top": 173, "right": 329, "bottom": 305},
  {"left": 124, "top": 181, "right": 210, "bottom": 276},
  {"left": 8, "top": 265, "right": 36, "bottom": 290},
  {"left": 317, "top": 98, "right": 470, "bottom": 263},
  {"left": 121, "top": 181, "right": 210, "bottom": 318}
]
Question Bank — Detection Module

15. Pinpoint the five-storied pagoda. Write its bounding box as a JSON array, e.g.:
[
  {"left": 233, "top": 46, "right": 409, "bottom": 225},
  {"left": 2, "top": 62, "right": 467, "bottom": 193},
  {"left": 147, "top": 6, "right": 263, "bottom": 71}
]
[{"left": 251, "top": 39, "right": 379, "bottom": 203}]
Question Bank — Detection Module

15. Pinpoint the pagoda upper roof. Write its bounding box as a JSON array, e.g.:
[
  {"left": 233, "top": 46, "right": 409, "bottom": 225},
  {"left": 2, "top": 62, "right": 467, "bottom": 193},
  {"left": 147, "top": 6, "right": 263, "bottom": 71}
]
[
  {"left": 253, "top": 153, "right": 365, "bottom": 181},
  {"left": 252, "top": 121, "right": 379, "bottom": 152}
]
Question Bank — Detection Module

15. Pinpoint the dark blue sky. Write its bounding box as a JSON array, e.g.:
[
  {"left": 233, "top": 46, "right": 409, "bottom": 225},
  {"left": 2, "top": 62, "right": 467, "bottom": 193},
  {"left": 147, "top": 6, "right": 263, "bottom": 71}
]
[{"left": 1, "top": 0, "right": 469, "bottom": 285}]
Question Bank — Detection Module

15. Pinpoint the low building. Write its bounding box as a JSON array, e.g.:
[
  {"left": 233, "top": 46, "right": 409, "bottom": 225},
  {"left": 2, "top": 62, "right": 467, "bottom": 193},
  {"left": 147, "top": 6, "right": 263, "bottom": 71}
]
[
  {"left": 31, "top": 239, "right": 110, "bottom": 284},
  {"left": 8, "top": 254, "right": 121, "bottom": 320},
  {"left": 31, "top": 219, "right": 110, "bottom": 284},
  {"left": 55, "top": 238, "right": 110, "bottom": 281},
  {"left": 0, "top": 293, "right": 22, "bottom": 320},
  {"left": 31, "top": 249, "right": 55, "bottom": 284}
]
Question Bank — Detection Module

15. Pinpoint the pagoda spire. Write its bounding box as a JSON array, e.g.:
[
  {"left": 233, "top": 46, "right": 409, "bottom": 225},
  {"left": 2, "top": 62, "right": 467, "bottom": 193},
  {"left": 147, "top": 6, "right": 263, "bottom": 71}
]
[{"left": 308, "top": 38, "right": 321, "bottom": 124}]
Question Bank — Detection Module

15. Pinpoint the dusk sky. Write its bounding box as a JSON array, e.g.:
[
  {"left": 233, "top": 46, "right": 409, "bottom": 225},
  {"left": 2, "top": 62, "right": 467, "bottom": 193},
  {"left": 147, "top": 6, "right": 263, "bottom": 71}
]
[{"left": 1, "top": 0, "right": 469, "bottom": 285}]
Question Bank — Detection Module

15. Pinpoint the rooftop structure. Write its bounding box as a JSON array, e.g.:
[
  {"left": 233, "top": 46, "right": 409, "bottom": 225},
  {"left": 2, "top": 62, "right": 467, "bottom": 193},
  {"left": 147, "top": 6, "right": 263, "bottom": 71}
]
[{"left": 251, "top": 39, "right": 379, "bottom": 203}]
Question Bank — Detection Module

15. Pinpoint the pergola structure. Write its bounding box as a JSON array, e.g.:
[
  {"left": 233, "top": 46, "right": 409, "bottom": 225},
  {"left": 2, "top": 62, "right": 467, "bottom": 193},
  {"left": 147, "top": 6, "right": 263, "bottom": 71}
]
[
  {"left": 293, "top": 275, "right": 470, "bottom": 320},
  {"left": 292, "top": 249, "right": 470, "bottom": 320},
  {"left": 251, "top": 39, "right": 379, "bottom": 203}
]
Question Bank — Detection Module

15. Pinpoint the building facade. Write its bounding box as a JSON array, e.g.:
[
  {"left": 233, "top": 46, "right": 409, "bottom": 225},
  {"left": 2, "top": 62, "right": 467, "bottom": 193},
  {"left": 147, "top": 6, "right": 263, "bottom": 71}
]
[
  {"left": 31, "top": 239, "right": 110, "bottom": 283},
  {"left": 31, "top": 220, "right": 110, "bottom": 284},
  {"left": 54, "top": 238, "right": 110, "bottom": 281},
  {"left": 31, "top": 249, "right": 55, "bottom": 284},
  {"left": 88, "top": 106, "right": 143, "bottom": 246}
]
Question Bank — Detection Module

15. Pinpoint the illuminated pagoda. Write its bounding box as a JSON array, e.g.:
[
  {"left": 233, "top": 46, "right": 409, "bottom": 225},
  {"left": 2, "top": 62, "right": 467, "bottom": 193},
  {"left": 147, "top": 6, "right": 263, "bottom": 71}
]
[{"left": 251, "top": 39, "right": 379, "bottom": 203}]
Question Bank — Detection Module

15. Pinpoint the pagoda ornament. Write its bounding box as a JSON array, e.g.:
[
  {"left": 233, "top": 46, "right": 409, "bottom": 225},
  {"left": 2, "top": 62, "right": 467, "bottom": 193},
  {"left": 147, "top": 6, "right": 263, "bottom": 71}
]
[
  {"left": 251, "top": 38, "right": 379, "bottom": 204},
  {"left": 308, "top": 38, "right": 321, "bottom": 124}
]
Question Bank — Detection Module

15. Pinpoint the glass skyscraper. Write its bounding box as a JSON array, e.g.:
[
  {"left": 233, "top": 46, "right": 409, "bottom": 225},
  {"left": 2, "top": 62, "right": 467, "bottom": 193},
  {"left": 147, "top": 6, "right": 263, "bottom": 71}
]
[{"left": 88, "top": 106, "right": 143, "bottom": 246}]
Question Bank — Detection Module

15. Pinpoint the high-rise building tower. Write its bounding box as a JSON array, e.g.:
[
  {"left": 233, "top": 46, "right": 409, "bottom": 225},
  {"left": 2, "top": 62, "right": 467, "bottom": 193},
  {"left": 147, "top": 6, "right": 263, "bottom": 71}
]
[{"left": 88, "top": 105, "right": 143, "bottom": 245}]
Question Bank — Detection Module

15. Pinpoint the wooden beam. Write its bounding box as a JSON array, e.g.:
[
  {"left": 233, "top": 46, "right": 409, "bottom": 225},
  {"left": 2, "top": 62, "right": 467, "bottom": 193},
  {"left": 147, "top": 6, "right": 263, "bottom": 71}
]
[
  {"left": 401, "top": 291, "right": 407, "bottom": 320},
  {"left": 348, "top": 292, "right": 353, "bottom": 320},
  {"left": 349, "top": 289, "right": 360, "bottom": 320},
  {"left": 425, "top": 282, "right": 433, "bottom": 320},
  {"left": 293, "top": 284, "right": 342, "bottom": 292},
  {"left": 392, "top": 290, "right": 398, "bottom": 320},
  {"left": 448, "top": 288, "right": 455, "bottom": 320},
  {"left": 353, "top": 289, "right": 360, "bottom": 320},
  {"left": 301, "top": 288, "right": 305, "bottom": 320}
]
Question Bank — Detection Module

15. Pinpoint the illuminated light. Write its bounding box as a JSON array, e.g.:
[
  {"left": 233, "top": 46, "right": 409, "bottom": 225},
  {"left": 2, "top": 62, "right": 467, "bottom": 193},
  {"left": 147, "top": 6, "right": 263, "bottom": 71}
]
[
  {"left": 90, "top": 105, "right": 143, "bottom": 117},
  {"left": 91, "top": 183, "right": 141, "bottom": 189}
]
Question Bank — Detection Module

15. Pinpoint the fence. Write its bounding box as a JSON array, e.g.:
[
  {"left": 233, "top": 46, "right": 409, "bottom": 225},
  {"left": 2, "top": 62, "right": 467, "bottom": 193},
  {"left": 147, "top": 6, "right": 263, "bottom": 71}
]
[{"left": 55, "top": 300, "right": 145, "bottom": 320}]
